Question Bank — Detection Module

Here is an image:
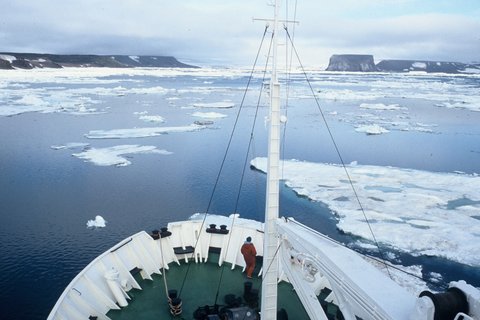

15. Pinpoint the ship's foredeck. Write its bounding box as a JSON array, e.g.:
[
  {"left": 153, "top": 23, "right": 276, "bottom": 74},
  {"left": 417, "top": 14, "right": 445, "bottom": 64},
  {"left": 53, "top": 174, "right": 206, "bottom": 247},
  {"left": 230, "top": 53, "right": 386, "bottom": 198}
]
[{"left": 107, "top": 254, "right": 310, "bottom": 319}]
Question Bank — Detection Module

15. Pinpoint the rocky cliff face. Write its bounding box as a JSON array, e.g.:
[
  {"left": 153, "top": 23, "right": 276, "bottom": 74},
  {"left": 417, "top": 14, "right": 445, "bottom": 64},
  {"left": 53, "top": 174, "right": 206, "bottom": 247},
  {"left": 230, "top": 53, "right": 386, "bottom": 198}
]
[
  {"left": 325, "top": 54, "right": 480, "bottom": 74},
  {"left": 376, "top": 60, "right": 479, "bottom": 73},
  {"left": 0, "top": 53, "right": 198, "bottom": 70},
  {"left": 326, "top": 54, "right": 377, "bottom": 72}
]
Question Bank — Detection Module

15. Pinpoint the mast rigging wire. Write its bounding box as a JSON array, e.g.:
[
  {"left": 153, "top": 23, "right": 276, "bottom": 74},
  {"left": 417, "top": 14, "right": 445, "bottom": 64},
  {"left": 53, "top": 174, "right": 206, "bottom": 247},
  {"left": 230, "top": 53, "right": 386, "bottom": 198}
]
[
  {"left": 178, "top": 25, "right": 270, "bottom": 298},
  {"left": 281, "top": 0, "right": 298, "bottom": 179},
  {"left": 282, "top": 25, "right": 394, "bottom": 279},
  {"left": 212, "top": 29, "right": 275, "bottom": 306}
]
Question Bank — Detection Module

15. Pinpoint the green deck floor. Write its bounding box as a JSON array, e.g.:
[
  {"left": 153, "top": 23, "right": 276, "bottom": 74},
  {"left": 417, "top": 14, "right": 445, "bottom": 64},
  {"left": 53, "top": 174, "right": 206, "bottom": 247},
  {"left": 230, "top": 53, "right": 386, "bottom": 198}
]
[{"left": 107, "top": 256, "right": 310, "bottom": 319}]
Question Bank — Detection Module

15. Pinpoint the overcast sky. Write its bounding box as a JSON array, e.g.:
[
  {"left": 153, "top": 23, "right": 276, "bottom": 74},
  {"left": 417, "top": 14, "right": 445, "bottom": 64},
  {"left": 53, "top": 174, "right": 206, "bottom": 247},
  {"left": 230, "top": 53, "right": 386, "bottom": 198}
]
[{"left": 1, "top": 0, "right": 479, "bottom": 67}]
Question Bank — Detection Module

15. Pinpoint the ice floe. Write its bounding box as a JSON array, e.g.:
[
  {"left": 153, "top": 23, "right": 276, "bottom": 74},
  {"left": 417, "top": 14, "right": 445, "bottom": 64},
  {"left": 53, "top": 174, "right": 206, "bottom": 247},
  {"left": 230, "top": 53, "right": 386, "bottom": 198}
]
[
  {"left": 310, "top": 73, "right": 480, "bottom": 112},
  {"left": 138, "top": 115, "right": 166, "bottom": 123},
  {"left": 359, "top": 103, "right": 406, "bottom": 111},
  {"left": 2, "top": 68, "right": 478, "bottom": 120},
  {"left": 87, "top": 215, "right": 107, "bottom": 228},
  {"left": 50, "top": 142, "right": 90, "bottom": 150},
  {"left": 128, "top": 86, "right": 173, "bottom": 95},
  {"left": 85, "top": 124, "right": 206, "bottom": 139},
  {"left": 251, "top": 157, "right": 480, "bottom": 267},
  {"left": 191, "top": 111, "right": 227, "bottom": 119},
  {"left": 0, "top": 90, "right": 102, "bottom": 116},
  {"left": 192, "top": 101, "right": 235, "bottom": 108},
  {"left": 355, "top": 124, "right": 390, "bottom": 135},
  {"left": 73, "top": 145, "right": 172, "bottom": 166}
]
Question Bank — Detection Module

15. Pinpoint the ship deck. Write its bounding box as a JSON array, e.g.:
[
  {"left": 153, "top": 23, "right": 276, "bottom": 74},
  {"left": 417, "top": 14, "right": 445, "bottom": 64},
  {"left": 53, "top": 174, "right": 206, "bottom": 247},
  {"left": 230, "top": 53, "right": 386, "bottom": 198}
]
[{"left": 107, "top": 254, "right": 310, "bottom": 319}]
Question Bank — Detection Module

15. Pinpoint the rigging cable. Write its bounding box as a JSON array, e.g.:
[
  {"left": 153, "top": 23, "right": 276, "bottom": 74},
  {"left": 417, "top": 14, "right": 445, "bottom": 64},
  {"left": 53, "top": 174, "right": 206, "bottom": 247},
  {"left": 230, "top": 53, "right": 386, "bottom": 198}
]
[
  {"left": 177, "top": 25, "right": 270, "bottom": 298},
  {"left": 212, "top": 28, "right": 275, "bottom": 307},
  {"left": 283, "top": 25, "right": 394, "bottom": 279},
  {"left": 281, "top": 0, "right": 298, "bottom": 179}
]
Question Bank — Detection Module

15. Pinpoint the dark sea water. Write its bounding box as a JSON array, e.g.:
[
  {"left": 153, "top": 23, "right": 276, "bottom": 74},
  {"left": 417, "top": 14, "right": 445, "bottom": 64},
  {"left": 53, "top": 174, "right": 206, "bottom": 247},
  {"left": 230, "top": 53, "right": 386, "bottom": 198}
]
[{"left": 0, "top": 68, "right": 479, "bottom": 319}]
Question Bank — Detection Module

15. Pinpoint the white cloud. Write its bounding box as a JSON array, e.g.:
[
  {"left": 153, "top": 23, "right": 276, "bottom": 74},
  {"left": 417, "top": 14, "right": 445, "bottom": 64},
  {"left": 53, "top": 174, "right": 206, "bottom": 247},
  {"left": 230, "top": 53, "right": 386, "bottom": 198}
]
[
  {"left": 297, "top": 12, "right": 480, "bottom": 65},
  {"left": 1, "top": 1, "right": 479, "bottom": 65}
]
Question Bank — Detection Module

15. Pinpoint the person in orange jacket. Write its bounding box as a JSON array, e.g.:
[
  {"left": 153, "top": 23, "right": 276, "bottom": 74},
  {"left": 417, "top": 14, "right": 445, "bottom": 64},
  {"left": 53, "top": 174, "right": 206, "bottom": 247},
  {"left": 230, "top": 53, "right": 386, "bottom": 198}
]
[{"left": 241, "top": 236, "right": 257, "bottom": 278}]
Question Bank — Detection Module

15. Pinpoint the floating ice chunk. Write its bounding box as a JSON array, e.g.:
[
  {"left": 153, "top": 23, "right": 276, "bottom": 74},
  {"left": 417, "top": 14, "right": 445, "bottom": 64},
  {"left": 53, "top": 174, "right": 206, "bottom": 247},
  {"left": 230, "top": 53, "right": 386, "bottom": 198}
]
[
  {"left": 428, "top": 272, "right": 443, "bottom": 284},
  {"left": 87, "top": 215, "right": 106, "bottom": 228},
  {"left": 435, "top": 101, "right": 473, "bottom": 111},
  {"left": 18, "top": 94, "right": 46, "bottom": 106},
  {"left": 355, "top": 124, "right": 389, "bottom": 135},
  {"left": 129, "top": 86, "right": 172, "bottom": 95},
  {"left": 0, "top": 104, "right": 48, "bottom": 116},
  {"left": 85, "top": 124, "right": 206, "bottom": 139},
  {"left": 138, "top": 115, "right": 165, "bottom": 123},
  {"left": 411, "top": 127, "right": 434, "bottom": 133},
  {"left": 191, "top": 111, "right": 227, "bottom": 119},
  {"left": 0, "top": 89, "right": 102, "bottom": 116},
  {"left": 251, "top": 157, "right": 480, "bottom": 266},
  {"left": 51, "top": 142, "right": 90, "bottom": 150},
  {"left": 192, "top": 101, "right": 235, "bottom": 108},
  {"left": 316, "top": 89, "right": 380, "bottom": 101},
  {"left": 73, "top": 145, "right": 172, "bottom": 166},
  {"left": 359, "top": 103, "right": 406, "bottom": 111},
  {"left": 0, "top": 94, "right": 50, "bottom": 116},
  {"left": 194, "top": 120, "right": 214, "bottom": 126}
]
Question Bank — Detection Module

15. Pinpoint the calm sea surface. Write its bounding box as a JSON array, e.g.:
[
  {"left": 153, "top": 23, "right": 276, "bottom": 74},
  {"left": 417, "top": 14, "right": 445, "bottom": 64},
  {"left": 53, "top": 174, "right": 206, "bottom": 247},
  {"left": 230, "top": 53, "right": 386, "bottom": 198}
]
[{"left": 0, "top": 68, "right": 479, "bottom": 319}]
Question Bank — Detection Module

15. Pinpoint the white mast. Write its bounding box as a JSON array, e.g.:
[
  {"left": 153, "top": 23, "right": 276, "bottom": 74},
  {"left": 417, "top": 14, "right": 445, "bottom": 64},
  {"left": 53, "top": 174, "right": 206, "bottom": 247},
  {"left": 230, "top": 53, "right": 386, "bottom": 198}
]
[{"left": 261, "top": 0, "right": 281, "bottom": 318}]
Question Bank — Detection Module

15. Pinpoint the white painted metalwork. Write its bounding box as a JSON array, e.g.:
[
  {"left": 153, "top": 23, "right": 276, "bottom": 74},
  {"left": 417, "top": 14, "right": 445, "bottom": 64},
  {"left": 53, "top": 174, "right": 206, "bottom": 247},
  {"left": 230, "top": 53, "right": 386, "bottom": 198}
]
[
  {"left": 261, "top": 0, "right": 281, "bottom": 318},
  {"left": 276, "top": 218, "right": 417, "bottom": 320}
]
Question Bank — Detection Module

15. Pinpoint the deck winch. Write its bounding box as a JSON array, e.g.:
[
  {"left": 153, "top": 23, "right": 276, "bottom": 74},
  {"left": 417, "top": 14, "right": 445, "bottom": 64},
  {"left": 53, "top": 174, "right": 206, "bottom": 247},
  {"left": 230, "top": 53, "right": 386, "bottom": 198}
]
[
  {"left": 412, "top": 281, "right": 480, "bottom": 320},
  {"left": 192, "top": 281, "right": 261, "bottom": 319}
]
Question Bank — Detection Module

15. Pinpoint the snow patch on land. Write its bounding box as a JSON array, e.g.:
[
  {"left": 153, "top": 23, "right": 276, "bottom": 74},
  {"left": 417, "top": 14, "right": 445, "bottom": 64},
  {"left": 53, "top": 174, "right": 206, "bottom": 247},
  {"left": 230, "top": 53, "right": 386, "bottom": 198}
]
[
  {"left": 412, "top": 62, "right": 427, "bottom": 69},
  {"left": 0, "top": 54, "right": 16, "bottom": 63},
  {"left": 129, "top": 55, "right": 140, "bottom": 63}
]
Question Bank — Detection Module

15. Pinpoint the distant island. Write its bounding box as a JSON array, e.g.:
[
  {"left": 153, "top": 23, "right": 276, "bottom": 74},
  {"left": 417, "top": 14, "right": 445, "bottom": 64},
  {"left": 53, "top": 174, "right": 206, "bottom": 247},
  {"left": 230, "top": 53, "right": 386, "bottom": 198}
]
[
  {"left": 2, "top": 52, "right": 479, "bottom": 74},
  {"left": 0, "top": 53, "right": 198, "bottom": 69},
  {"left": 326, "top": 54, "right": 480, "bottom": 74}
]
